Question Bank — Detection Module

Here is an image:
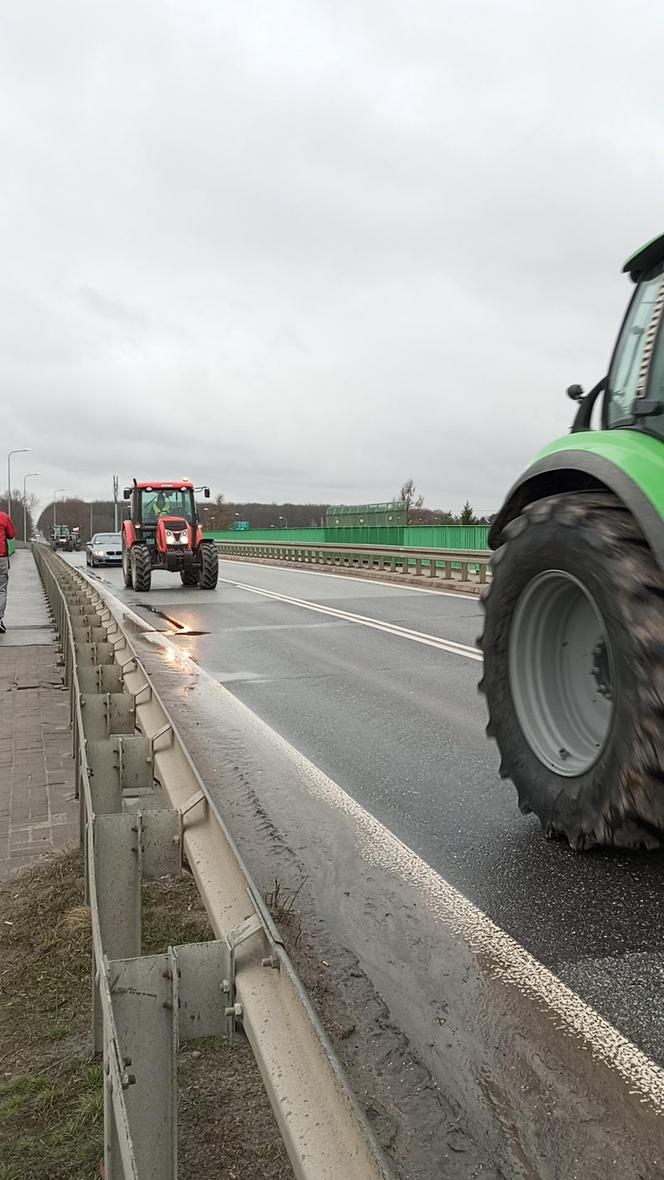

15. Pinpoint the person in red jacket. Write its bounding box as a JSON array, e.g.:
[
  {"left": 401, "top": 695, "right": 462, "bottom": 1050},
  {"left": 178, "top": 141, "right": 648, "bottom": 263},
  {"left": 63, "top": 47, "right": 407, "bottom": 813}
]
[{"left": 0, "top": 510, "right": 17, "bottom": 634}]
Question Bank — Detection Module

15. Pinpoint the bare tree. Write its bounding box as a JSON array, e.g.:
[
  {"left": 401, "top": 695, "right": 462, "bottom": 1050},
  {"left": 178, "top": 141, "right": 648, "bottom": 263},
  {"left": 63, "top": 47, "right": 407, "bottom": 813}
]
[
  {"left": 197, "top": 493, "right": 234, "bottom": 532},
  {"left": 397, "top": 478, "right": 424, "bottom": 523}
]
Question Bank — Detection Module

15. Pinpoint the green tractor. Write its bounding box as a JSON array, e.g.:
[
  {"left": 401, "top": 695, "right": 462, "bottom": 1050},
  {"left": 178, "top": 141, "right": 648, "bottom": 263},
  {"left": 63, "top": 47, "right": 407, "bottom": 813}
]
[
  {"left": 480, "top": 234, "right": 664, "bottom": 851},
  {"left": 51, "top": 524, "right": 73, "bottom": 552}
]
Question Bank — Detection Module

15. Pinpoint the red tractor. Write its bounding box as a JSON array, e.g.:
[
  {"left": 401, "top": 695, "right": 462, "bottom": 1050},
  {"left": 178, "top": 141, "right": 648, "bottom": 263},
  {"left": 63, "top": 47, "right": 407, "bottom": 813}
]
[{"left": 121, "top": 479, "right": 219, "bottom": 592}]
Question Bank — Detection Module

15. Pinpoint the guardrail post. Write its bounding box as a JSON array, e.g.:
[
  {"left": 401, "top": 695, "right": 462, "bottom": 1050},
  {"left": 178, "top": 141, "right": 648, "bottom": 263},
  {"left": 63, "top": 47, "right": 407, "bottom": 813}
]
[
  {"left": 93, "top": 814, "right": 142, "bottom": 1053},
  {"left": 106, "top": 953, "right": 176, "bottom": 1180}
]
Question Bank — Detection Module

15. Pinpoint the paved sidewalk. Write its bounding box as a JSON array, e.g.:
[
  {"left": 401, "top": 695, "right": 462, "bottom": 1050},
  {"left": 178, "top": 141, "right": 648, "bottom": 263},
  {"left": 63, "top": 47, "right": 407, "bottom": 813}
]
[
  {"left": 3, "top": 546, "right": 56, "bottom": 644},
  {"left": 0, "top": 549, "right": 78, "bottom": 880}
]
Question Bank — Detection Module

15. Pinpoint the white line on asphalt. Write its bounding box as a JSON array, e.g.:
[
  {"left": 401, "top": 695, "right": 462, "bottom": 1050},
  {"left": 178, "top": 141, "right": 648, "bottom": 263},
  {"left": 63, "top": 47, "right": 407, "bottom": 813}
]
[
  {"left": 222, "top": 577, "right": 483, "bottom": 662},
  {"left": 87, "top": 569, "right": 664, "bottom": 1115},
  {"left": 220, "top": 557, "right": 480, "bottom": 601},
  {"left": 269, "top": 733, "right": 664, "bottom": 1115}
]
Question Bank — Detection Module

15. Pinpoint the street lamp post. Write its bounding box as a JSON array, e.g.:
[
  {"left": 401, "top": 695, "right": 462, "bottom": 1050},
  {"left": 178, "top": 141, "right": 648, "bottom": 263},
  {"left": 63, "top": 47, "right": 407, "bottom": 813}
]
[
  {"left": 22, "top": 473, "right": 40, "bottom": 542},
  {"left": 7, "top": 448, "right": 30, "bottom": 517},
  {"left": 53, "top": 489, "right": 67, "bottom": 530}
]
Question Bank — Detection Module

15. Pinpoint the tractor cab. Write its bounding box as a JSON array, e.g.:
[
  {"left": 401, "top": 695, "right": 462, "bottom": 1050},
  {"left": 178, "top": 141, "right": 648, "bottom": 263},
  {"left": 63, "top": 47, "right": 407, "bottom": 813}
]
[
  {"left": 569, "top": 233, "right": 664, "bottom": 439},
  {"left": 126, "top": 483, "right": 197, "bottom": 555}
]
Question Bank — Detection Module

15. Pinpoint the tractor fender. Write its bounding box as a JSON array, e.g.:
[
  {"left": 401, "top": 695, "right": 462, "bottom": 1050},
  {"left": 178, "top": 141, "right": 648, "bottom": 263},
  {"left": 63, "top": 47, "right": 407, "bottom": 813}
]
[
  {"left": 122, "top": 520, "right": 138, "bottom": 548},
  {"left": 490, "top": 432, "right": 664, "bottom": 570}
]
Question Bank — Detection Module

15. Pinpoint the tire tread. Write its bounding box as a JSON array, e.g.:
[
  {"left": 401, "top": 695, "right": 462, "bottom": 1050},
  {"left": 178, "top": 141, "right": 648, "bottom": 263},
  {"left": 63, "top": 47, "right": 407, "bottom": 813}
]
[{"left": 480, "top": 492, "right": 664, "bottom": 850}]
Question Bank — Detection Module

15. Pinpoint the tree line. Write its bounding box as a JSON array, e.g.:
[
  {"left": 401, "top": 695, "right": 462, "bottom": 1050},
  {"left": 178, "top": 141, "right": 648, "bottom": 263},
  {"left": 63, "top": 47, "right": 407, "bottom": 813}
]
[
  {"left": 397, "top": 480, "right": 492, "bottom": 525},
  {"left": 32, "top": 485, "right": 492, "bottom": 544},
  {"left": 34, "top": 496, "right": 328, "bottom": 541}
]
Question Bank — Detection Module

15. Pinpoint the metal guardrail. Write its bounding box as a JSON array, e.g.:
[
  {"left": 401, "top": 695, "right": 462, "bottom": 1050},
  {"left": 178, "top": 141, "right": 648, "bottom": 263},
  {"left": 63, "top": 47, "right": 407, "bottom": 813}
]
[
  {"left": 34, "top": 545, "right": 392, "bottom": 1180},
  {"left": 215, "top": 540, "right": 492, "bottom": 585}
]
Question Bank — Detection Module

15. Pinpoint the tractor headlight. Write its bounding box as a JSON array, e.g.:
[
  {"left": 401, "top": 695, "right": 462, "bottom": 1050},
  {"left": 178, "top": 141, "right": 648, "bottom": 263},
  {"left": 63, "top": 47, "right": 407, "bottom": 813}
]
[{"left": 165, "top": 531, "right": 175, "bottom": 545}]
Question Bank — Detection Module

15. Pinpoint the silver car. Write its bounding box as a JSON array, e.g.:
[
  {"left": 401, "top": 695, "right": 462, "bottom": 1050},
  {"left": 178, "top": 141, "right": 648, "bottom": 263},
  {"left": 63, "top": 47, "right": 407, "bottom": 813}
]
[{"left": 86, "top": 532, "right": 122, "bottom": 567}]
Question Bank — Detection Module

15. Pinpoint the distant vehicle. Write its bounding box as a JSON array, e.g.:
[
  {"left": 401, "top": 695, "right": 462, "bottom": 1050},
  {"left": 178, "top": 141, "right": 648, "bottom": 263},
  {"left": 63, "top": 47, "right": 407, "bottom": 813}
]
[
  {"left": 51, "top": 525, "right": 73, "bottom": 552},
  {"left": 71, "top": 526, "right": 82, "bottom": 551},
  {"left": 86, "top": 532, "right": 122, "bottom": 567}
]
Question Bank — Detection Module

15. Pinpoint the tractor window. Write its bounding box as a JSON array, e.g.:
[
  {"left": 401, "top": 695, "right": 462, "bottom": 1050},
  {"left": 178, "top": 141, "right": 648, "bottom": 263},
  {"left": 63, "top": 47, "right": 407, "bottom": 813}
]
[
  {"left": 140, "top": 489, "right": 194, "bottom": 522},
  {"left": 642, "top": 318, "right": 664, "bottom": 440},
  {"left": 606, "top": 272, "right": 664, "bottom": 427}
]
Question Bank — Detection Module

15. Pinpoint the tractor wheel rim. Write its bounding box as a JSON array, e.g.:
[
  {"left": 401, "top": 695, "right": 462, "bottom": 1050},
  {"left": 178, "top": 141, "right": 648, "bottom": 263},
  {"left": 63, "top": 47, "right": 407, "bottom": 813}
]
[{"left": 508, "top": 570, "right": 614, "bottom": 777}]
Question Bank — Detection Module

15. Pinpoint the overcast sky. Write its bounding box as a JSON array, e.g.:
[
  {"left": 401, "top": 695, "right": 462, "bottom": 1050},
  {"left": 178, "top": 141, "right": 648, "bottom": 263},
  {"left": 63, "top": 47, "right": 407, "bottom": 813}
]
[{"left": 2, "top": 0, "right": 663, "bottom": 516}]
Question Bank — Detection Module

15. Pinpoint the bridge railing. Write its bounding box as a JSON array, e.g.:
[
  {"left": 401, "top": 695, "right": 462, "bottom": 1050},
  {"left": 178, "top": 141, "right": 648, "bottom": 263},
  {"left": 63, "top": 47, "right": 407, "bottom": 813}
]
[{"left": 215, "top": 540, "right": 492, "bottom": 585}]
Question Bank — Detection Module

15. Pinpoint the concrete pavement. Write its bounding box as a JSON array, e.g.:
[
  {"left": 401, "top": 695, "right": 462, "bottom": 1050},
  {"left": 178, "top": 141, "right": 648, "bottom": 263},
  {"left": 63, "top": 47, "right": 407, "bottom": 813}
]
[{"left": 0, "top": 549, "right": 78, "bottom": 879}]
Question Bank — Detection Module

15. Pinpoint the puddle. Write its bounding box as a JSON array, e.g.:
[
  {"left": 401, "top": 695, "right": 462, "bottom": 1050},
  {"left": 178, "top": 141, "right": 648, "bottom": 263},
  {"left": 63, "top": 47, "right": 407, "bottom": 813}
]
[{"left": 135, "top": 604, "right": 209, "bottom": 636}]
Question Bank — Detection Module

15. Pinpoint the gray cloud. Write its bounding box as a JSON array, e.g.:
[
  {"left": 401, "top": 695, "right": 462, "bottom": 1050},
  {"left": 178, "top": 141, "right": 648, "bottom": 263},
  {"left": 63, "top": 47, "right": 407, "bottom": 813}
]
[{"left": 1, "top": 0, "right": 663, "bottom": 517}]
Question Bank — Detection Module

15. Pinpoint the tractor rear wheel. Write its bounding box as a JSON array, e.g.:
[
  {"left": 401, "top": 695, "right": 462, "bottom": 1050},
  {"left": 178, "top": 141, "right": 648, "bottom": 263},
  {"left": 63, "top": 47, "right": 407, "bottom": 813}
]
[
  {"left": 180, "top": 567, "right": 198, "bottom": 586},
  {"left": 479, "top": 492, "right": 664, "bottom": 850},
  {"left": 122, "top": 547, "right": 133, "bottom": 588},
  {"left": 131, "top": 544, "right": 152, "bottom": 592},
  {"left": 198, "top": 541, "right": 219, "bottom": 589}
]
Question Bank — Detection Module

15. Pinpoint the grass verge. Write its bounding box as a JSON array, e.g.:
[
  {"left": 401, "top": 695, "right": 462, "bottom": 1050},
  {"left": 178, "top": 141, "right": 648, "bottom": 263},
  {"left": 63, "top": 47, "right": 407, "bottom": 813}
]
[{"left": 0, "top": 851, "right": 292, "bottom": 1180}]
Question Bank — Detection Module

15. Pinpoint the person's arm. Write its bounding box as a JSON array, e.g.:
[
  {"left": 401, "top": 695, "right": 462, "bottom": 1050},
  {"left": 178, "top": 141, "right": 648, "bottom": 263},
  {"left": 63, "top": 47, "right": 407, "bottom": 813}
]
[{"left": 6, "top": 515, "right": 16, "bottom": 540}]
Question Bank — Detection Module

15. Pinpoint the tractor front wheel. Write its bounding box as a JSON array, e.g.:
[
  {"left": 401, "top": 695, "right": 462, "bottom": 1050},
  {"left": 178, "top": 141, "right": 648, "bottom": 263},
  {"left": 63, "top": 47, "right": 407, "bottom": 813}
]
[
  {"left": 131, "top": 544, "right": 152, "bottom": 592},
  {"left": 198, "top": 542, "right": 219, "bottom": 589},
  {"left": 122, "top": 547, "right": 133, "bottom": 588},
  {"left": 479, "top": 491, "right": 664, "bottom": 850}
]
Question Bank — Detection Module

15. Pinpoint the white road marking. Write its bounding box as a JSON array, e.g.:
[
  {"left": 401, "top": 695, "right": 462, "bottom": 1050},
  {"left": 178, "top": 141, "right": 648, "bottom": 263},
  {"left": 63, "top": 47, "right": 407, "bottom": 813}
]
[
  {"left": 270, "top": 734, "right": 664, "bottom": 1115},
  {"left": 84, "top": 568, "right": 664, "bottom": 1114},
  {"left": 220, "top": 556, "right": 481, "bottom": 601},
  {"left": 222, "top": 577, "right": 483, "bottom": 662}
]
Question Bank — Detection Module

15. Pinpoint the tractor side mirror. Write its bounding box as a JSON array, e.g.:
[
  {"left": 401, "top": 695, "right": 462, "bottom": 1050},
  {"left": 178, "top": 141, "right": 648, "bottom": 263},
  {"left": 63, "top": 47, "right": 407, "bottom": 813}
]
[
  {"left": 123, "top": 488, "right": 131, "bottom": 499},
  {"left": 204, "top": 487, "right": 210, "bottom": 499},
  {"left": 567, "top": 384, "right": 584, "bottom": 401}
]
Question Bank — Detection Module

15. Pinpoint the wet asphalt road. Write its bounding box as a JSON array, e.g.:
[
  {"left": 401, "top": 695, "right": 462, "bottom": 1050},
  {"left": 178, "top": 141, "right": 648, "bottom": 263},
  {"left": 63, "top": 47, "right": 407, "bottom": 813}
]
[{"left": 73, "top": 553, "right": 664, "bottom": 1064}]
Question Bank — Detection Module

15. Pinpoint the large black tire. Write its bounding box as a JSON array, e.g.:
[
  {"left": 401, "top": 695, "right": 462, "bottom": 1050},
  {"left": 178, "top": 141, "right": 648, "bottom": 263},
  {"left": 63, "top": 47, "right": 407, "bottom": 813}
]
[
  {"left": 122, "top": 546, "right": 133, "bottom": 588},
  {"left": 180, "top": 567, "right": 199, "bottom": 586},
  {"left": 479, "top": 492, "right": 664, "bottom": 850},
  {"left": 198, "top": 541, "right": 219, "bottom": 589},
  {"left": 131, "top": 544, "right": 152, "bottom": 592}
]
